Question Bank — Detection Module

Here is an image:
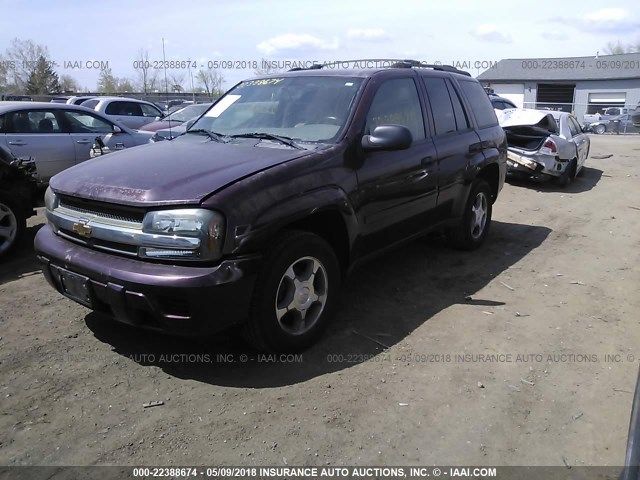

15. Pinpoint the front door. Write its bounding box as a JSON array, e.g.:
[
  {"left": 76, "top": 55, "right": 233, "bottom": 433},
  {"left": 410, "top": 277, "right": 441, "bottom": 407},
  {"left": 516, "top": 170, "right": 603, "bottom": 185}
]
[{"left": 354, "top": 76, "right": 438, "bottom": 255}]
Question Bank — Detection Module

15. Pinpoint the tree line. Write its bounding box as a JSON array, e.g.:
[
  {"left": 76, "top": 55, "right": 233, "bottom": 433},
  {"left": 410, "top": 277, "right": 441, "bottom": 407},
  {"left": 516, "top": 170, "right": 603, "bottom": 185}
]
[{"left": 0, "top": 38, "right": 227, "bottom": 97}]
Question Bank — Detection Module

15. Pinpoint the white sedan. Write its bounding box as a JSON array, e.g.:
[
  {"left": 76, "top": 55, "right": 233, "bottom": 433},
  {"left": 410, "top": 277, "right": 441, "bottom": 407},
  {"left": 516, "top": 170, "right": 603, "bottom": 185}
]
[{"left": 498, "top": 109, "right": 590, "bottom": 187}]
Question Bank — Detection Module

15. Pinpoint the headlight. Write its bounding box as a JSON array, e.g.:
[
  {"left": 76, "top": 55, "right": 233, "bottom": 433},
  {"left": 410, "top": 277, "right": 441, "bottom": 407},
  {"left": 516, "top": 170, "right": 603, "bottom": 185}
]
[
  {"left": 140, "top": 208, "right": 224, "bottom": 261},
  {"left": 44, "top": 187, "right": 58, "bottom": 211}
]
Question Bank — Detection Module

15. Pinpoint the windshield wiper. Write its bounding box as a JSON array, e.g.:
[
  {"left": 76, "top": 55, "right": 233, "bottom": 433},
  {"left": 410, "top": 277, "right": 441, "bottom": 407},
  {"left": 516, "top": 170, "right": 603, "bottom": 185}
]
[
  {"left": 227, "top": 132, "right": 304, "bottom": 150},
  {"left": 186, "top": 129, "right": 225, "bottom": 142}
]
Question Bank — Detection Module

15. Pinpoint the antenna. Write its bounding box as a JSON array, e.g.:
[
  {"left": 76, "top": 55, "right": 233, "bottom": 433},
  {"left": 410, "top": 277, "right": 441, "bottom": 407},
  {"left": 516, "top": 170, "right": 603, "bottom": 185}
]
[{"left": 162, "top": 38, "right": 171, "bottom": 140}]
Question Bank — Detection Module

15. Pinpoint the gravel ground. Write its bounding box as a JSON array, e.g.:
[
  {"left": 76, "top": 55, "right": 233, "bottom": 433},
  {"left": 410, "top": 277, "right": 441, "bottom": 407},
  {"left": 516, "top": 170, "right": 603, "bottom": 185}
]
[{"left": 0, "top": 134, "right": 639, "bottom": 467}]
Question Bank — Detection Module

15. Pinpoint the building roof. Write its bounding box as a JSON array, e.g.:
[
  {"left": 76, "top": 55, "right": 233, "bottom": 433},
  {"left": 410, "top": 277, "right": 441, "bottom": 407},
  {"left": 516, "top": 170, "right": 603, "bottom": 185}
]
[{"left": 477, "top": 52, "right": 640, "bottom": 82}]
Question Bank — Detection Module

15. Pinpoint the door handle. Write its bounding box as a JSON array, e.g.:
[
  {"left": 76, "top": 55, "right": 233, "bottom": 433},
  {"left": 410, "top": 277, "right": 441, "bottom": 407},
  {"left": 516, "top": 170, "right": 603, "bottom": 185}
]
[
  {"left": 408, "top": 169, "right": 430, "bottom": 180},
  {"left": 76, "top": 140, "right": 93, "bottom": 145},
  {"left": 8, "top": 141, "right": 26, "bottom": 146}
]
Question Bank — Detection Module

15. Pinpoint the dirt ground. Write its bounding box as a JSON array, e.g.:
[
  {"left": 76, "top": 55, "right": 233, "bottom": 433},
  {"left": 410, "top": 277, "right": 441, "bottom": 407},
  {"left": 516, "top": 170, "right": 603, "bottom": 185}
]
[{"left": 1, "top": 134, "right": 639, "bottom": 468}]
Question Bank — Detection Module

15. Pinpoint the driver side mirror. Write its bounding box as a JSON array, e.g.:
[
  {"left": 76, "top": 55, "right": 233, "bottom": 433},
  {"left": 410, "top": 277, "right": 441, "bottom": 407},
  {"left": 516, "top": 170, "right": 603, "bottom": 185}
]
[
  {"left": 185, "top": 119, "right": 196, "bottom": 130},
  {"left": 361, "top": 125, "right": 413, "bottom": 152},
  {"left": 112, "top": 125, "right": 122, "bottom": 134}
]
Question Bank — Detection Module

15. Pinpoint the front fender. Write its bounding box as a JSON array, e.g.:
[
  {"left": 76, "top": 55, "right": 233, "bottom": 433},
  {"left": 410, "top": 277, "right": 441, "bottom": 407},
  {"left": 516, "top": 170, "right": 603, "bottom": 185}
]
[{"left": 233, "top": 186, "right": 358, "bottom": 254}]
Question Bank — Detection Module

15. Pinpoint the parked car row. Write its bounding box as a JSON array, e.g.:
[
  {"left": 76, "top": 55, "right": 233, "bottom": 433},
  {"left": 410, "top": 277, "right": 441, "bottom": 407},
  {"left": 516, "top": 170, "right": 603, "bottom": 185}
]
[{"left": 585, "top": 114, "right": 640, "bottom": 134}]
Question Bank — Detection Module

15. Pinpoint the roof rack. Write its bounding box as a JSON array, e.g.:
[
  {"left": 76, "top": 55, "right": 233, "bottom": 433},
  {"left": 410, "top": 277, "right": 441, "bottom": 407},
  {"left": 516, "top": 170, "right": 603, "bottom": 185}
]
[{"left": 287, "top": 59, "right": 471, "bottom": 76}]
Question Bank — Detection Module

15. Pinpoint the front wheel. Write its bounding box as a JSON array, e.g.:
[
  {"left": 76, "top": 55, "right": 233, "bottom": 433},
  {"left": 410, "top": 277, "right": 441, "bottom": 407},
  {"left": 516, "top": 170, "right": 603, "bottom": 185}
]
[
  {"left": 594, "top": 124, "right": 606, "bottom": 135},
  {"left": 244, "top": 230, "right": 341, "bottom": 352},
  {"left": 446, "top": 179, "right": 492, "bottom": 250},
  {"left": 0, "top": 194, "right": 25, "bottom": 259}
]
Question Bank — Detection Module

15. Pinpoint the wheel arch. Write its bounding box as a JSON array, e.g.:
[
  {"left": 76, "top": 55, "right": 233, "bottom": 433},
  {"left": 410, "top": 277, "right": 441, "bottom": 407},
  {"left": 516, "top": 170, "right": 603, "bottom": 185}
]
[{"left": 233, "top": 187, "right": 357, "bottom": 274}]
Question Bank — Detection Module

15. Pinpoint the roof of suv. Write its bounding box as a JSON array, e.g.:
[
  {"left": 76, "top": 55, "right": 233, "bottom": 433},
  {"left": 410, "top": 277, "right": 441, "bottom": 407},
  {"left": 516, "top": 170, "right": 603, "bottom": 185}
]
[{"left": 248, "top": 60, "right": 472, "bottom": 79}]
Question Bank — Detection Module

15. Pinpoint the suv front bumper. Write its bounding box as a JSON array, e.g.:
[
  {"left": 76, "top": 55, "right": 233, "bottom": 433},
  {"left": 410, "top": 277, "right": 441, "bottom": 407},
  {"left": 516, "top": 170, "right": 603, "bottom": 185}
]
[{"left": 34, "top": 224, "right": 261, "bottom": 335}]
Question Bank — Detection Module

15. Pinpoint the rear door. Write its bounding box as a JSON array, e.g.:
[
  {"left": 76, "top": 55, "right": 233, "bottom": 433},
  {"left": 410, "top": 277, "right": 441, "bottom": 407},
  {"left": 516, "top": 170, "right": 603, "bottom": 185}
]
[
  {"left": 421, "top": 76, "right": 484, "bottom": 220},
  {"left": 567, "top": 115, "right": 589, "bottom": 167},
  {"left": 0, "top": 109, "right": 75, "bottom": 182},
  {"left": 105, "top": 101, "right": 145, "bottom": 129},
  {"left": 354, "top": 75, "right": 438, "bottom": 254}
]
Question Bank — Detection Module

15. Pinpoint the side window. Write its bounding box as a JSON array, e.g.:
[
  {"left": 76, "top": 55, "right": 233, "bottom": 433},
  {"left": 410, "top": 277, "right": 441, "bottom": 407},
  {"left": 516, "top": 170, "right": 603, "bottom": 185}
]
[
  {"left": 63, "top": 110, "right": 114, "bottom": 133},
  {"left": 446, "top": 80, "right": 470, "bottom": 130},
  {"left": 81, "top": 99, "right": 99, "bottom": 109},
  {"left": 106, "top": 101, "right": 143, "bottom": 116},
  {"left": 365, "top": 78, "right": 425, "bottom": 142},
  {"left": 568, "top": 117, "right": 581, "bottom": 136},
  {"left": 6, "top": 110, "right": 62, "bottom": 133},
  {"left": 140, "top": 104, "right": 161, "bottom": 117},
  {"left": 422, "top": 77, "right": 456, "bottom": 135},
  {"left": 458, "top": 80, "right": 499, "bottom": 129}
]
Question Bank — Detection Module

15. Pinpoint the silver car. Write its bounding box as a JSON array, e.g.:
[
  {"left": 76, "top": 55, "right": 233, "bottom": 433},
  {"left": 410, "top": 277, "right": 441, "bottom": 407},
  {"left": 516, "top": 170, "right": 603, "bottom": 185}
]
[
  {"left": 499, "top": 109, "right": 590, "bottom": 186},
  {"left": 80, "top": 97, "right": 164, "bottom": 129},
  {"left": 0, "top": 102, "right": 153, "bottom": 183}
]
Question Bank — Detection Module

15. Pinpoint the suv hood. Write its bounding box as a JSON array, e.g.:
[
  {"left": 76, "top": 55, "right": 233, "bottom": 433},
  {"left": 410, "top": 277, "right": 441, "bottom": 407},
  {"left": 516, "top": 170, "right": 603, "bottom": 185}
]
[{"left": 50, "top": 135, "right": 313, "bottom": 206}]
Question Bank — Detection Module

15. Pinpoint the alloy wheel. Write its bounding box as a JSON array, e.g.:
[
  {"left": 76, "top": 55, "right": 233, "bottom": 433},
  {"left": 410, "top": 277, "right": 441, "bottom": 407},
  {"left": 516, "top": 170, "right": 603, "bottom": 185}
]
[
  {"left": 275, "top": 256, "right": 328, "bottom": 335},
  {"left": 470, "top": 192, "right": 488, "bottom": 240}
]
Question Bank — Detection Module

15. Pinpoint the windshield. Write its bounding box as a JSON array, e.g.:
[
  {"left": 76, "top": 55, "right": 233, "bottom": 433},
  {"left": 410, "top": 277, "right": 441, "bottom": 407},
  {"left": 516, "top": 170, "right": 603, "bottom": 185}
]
[
  {"left": 190, "top": 76, "right": 364, "bottom": 143},
  {"left": 166, "top": 104, "right": 210, "bottom": 122}
]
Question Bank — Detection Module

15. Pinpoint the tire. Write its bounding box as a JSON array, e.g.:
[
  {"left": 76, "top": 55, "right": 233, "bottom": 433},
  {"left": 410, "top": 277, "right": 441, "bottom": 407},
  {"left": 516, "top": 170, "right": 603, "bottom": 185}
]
[
  {"left": 556, "top": 158, "right": 577, "bottom": 187},
  {"left": 243, "top": 230, "right": 341, "bottom": 352},
  {"left": 0, "top": 193, "right": 25, "bottom": 259},
  {"left": 594, "top": 124, "right": 606, "bottom": 135},
  {"left": 446, "top": 179, "right": 492, "bottom": 250}
]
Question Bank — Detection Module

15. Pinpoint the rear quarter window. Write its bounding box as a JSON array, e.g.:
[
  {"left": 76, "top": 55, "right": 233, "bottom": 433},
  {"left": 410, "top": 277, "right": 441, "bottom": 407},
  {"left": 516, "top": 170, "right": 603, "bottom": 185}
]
[
  {"left": 459, "top": 80, "right": 499, "bottom": 129},
  {"left": 81, "top": 99, "right": 99, "bottom": 109}
]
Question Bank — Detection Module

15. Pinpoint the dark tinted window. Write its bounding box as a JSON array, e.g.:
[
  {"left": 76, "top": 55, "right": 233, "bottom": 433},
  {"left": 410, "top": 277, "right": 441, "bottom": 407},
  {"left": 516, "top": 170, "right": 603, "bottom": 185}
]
[
  {"left": 422, "top": 77, "right": 456, "bottom": 135},
  {"left": 446, "top": 80, "right": 470, "bottom": 130},
  {"left": 5, "top": 110, "right": 63, "bottom": 133},
  {"left": 459, "top": 80, "right": 499, "bottom": 128},
  {"left": 105, "top": 101, "right": 143, "bottom": 116},
  {"left": 365, "top": 78, "right": 425, "bottom": 141}
]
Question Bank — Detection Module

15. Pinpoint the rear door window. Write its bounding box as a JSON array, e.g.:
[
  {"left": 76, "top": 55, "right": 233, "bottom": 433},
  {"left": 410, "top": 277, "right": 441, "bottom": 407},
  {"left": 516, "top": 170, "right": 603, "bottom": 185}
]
[
  {"left": 106, "top": 101, "right": 143, "bottom": 116},
  {"left": 5, "top": 110, "right": 63, "bottom": 133},
  {"left": 568, "top": 116, "right": 581, "bottom": 137},
  {"left": 422, "top": 77, "right": 457, "bottom": 135}
]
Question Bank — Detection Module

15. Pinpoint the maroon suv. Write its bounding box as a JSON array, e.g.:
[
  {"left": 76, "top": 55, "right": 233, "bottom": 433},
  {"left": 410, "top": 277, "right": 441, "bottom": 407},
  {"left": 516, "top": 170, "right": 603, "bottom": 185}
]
[{"left": 35, "top": 62, "right": 507, "bottom": 352}]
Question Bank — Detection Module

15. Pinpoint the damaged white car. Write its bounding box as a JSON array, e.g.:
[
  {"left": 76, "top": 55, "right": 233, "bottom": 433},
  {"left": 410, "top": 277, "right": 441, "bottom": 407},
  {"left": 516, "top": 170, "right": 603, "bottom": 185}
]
[{"left": 498, "top": 109, "right": 590, "bottom": 186}]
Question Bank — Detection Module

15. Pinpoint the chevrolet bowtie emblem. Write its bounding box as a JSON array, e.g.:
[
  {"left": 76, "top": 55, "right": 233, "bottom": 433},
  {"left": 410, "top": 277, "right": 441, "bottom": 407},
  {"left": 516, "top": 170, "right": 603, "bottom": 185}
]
[{"left": 72, "top": 221, "right": 92, "bottom": 238}]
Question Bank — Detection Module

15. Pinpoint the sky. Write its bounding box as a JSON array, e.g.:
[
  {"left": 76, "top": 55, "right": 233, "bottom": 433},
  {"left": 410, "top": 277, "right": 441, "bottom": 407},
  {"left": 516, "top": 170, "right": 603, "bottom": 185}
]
[{"left": 1, "top": 0, "right": 639, "bottom": 92}]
